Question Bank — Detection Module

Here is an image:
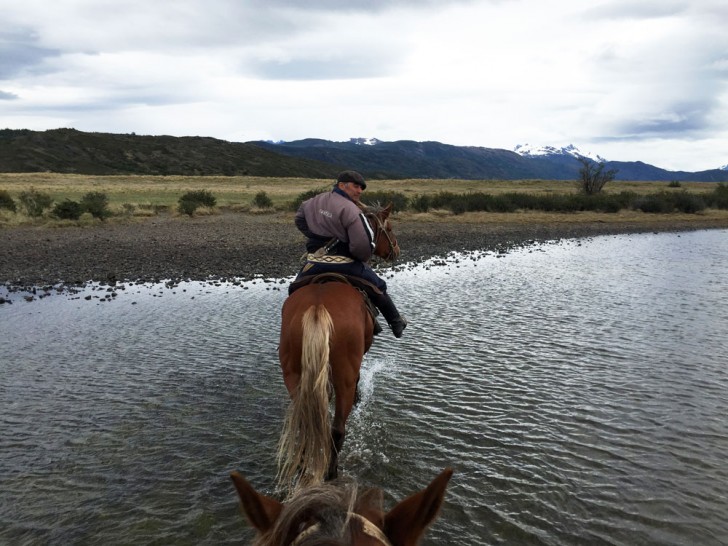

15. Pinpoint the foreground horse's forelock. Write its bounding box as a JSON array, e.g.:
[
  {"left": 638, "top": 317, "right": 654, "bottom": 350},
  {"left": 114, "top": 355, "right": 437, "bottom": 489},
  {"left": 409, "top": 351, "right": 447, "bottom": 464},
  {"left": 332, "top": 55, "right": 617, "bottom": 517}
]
[{"left": 231, "top": 468, "right": 454, "bottom": 546}]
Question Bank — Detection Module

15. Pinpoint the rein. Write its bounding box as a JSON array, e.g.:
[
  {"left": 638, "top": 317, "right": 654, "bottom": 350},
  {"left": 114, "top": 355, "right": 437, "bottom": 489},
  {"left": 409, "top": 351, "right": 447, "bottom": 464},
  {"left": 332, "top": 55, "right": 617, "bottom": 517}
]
[{"left": 291, "top": 512, "right": 393, "bottom": 546}]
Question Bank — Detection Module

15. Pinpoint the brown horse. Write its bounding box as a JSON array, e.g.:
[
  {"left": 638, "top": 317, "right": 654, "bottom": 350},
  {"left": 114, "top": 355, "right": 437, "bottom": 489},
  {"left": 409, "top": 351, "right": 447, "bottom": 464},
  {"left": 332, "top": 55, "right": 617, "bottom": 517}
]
[
  {"left": 231, "top": 467, "right": 453, "bottom": 546},
  {"left": 277, "top": 204, "right": 400, "bottom": 489}
]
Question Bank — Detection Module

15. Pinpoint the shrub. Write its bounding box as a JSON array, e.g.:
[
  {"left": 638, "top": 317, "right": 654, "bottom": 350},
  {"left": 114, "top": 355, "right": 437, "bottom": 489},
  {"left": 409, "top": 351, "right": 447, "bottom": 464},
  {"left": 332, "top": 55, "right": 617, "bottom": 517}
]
[
  {"left": 178, "top": 198, "right": 198, "bottom": 217},
  {"left": 184, "top": 190, "right": 216, "bottom": 207},
  {"left": 290, "top": 187, "right": 329, "bottom": 211},
  {"left": 633, "top": 193, "right": 674, "bottom": 213},
  {"left": 668, "top": 180, "right": 682, "bottom": 188},
  {"left": 52, "top": 199, "right": 83, "bottom": 220},
  {"left": 409, "top": 194, "right": 431, "bottom": 212},
  {"left": 705, "top": 183, "right": 728, "bottom": 209},
  {"left": 80, "top": 191, "right": 110, "bottom": 220},
  {"left": 671, "top": 191, "right": 705, "bottom": 213},
  {"left": 503, "top": 193, "right": 541, "bottom": 210},
  {"left": 178, "top": 190, "right": 216, "bottom": 216},
  {"left": 577, "top": 158, "right": 618, "bottom": 195},
  {"left": 361, "top": 190, "right": 408, "bottom": 212},
  {"left": 429, "top": 191, "right": 459, "bottom": 210},
  {"left": 19, "top": 188, "right": 53, "bottom": 217},
  {"left": 252, "top": 191, "right": 273, "bottom": 209},
  {"left": 0, "top": 190, "right": 17, "bottom": 212}
]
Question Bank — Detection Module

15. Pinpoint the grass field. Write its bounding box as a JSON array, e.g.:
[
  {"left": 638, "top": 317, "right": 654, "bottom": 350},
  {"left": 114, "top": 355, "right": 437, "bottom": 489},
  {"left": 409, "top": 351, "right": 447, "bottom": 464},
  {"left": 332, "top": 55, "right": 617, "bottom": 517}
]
[
  {"left": 0, "top": 172, "right": 720, "bottom": 211},
  {"left": 3, "top": 173, "right": 728, "bottom": 233}
]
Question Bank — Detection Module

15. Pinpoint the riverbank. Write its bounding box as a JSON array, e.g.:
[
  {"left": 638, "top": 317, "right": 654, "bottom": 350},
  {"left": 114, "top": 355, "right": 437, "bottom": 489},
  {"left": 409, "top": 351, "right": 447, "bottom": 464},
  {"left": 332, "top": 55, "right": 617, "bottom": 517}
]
[{"left": 2, "top": 209, "right": 728, "bottom": 294}]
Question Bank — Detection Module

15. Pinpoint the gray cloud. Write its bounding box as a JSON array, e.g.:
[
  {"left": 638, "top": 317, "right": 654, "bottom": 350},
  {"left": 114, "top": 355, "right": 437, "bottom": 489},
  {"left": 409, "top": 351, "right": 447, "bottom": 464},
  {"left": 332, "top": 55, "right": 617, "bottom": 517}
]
[
  {"left": 584, "top": 0, "right": 689, "bottom": 20},
  {"left": 246, "top": 0, "right": 478, "bottom": 11},
  {"left": 249, "top": 58, "right": 391, "bottom": 80},
  {"left": 0, "top": 90, "right": 20, "bottom": 100},
  {"left": 599, "top": 98, "right": 718, "bottom": 141},
  {"left": 0, "top": 29, "right": 61, "bottom": 78}
]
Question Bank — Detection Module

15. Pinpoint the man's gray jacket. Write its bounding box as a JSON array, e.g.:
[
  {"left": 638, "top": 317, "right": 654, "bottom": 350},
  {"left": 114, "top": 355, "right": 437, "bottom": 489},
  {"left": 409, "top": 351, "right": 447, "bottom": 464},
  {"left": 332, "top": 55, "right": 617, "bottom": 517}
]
[{"left": 295, "top": 190, "right": 375, "bottom": 261}]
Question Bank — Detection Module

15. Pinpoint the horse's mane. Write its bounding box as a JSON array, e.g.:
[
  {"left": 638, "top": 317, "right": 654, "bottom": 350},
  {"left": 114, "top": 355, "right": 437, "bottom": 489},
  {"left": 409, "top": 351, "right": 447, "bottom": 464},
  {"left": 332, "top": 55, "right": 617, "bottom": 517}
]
[
  {"left": 255, "top": 479, "right": 383, "bottom": 546},
  {"left": 360, "top": 202, "right": 385, "bottom": 215}
]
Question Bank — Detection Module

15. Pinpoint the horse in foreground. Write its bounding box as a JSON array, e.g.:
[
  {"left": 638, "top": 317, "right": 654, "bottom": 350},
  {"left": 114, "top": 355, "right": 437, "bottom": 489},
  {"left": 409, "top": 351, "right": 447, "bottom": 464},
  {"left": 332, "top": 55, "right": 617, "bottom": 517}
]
[
  {"left": 231, "top": 467, "right": 453, "bottom": 546},
  {"left": 277, "top": 204, "right": 400, "bottom": 488}
]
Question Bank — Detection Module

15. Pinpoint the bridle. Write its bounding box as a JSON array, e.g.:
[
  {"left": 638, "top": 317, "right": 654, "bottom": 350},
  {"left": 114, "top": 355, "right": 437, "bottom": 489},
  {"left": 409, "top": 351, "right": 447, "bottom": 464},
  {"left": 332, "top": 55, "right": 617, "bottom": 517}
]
[
  {"left": 290, "top": 512, "right": 393, "bottom": 546},
  {"left": 365, "top": 211, "right": 398, "bottom": 262}
]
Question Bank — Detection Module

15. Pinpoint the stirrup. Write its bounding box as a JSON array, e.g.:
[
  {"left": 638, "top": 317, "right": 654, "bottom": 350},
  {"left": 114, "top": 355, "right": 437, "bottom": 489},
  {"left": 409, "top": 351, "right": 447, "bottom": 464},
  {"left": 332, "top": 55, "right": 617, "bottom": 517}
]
[{"left": 373, "top": 318, "right": 383, "bottom": 336}]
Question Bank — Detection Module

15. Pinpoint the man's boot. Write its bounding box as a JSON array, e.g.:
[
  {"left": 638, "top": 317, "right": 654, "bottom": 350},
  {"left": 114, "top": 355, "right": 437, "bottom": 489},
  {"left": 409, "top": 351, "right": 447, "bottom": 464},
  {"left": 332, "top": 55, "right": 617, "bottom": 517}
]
[{"left": 370, "top": 292, "right": 408, "bottom": 338}]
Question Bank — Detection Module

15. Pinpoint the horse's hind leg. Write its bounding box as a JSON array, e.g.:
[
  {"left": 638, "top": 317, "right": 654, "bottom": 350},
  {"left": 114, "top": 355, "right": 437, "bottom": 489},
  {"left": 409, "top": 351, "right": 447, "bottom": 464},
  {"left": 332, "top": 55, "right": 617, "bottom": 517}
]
[
  {"left": 327, "top": 427, "right": 344, "bottom": 480},
  {"left": 327, "top": 384, "right": 356, "bottom": 481},
  {"left": 353, "top": 374, "right": 361, "bottom": 406}
]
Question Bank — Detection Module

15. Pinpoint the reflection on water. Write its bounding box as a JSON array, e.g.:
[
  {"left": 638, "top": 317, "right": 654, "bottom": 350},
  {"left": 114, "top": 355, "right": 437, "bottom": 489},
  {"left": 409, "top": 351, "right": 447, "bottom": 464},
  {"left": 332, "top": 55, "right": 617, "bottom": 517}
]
[{"left": 2, "top": 230, "right": 728, "bottom": 545}]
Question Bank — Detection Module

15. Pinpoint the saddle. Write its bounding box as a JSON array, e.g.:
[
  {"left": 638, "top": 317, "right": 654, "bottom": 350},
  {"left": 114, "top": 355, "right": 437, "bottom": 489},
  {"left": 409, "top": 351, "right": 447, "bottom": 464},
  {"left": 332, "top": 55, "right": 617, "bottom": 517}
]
[{"left": 288, "top": 272, "right": 383, "bottom": 335}]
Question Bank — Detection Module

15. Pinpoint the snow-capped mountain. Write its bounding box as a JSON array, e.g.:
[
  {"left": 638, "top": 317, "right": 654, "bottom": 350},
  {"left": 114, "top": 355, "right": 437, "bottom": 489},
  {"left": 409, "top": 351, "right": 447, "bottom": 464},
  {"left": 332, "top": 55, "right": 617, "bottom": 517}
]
[
  {"left": 720, "top": 163, "right": 728, "bottom": 171},
  {"left": 514, "top": 143, "right": 607, "bottom": 163},
  {"left": 349, "top": 137, "right": 381, "bottom": 146}
]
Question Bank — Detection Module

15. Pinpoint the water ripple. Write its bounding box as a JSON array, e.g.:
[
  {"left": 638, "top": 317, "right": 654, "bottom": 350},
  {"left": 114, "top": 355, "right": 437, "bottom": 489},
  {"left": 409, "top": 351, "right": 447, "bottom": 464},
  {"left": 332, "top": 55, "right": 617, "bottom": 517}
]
[{"left": 2, "top": 231, "right": 728, "bottom": 545}]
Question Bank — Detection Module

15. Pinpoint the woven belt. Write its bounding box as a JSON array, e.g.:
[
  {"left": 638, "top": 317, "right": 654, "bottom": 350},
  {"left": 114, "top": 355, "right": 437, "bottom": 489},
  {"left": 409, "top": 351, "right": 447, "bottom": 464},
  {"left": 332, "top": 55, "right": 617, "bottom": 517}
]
[{"left": 306, "top": 253, "right": 354, "bottom": 264}]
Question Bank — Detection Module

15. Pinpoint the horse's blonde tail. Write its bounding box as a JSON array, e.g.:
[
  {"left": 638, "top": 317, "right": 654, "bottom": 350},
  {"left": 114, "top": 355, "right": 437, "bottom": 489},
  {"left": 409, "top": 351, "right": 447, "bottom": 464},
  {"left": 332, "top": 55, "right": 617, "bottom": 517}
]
[{"left": 277, "top": 304, "right": 333, "bottom": 491}]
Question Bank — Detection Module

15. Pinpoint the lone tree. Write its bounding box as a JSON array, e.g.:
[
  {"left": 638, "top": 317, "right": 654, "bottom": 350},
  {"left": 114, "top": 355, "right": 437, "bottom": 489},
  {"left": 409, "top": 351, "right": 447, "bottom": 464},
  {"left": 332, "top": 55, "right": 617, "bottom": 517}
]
[{"left": 577, "top": 157, "right": 618, "bottom": 195}]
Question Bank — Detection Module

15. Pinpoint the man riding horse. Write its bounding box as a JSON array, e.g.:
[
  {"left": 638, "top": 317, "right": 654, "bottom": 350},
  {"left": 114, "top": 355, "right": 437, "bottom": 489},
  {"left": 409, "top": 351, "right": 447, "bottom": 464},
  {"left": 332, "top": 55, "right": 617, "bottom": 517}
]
[{"left": 293, "top": 170, "right": 408, "bottom": 338}]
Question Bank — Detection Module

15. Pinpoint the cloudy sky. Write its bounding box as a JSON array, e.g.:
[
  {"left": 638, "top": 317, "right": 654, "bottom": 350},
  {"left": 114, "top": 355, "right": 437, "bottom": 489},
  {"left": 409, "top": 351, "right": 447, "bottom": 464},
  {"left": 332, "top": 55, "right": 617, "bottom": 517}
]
[{"left": 1, "top": 0, "right": 727, "bottom": 171}]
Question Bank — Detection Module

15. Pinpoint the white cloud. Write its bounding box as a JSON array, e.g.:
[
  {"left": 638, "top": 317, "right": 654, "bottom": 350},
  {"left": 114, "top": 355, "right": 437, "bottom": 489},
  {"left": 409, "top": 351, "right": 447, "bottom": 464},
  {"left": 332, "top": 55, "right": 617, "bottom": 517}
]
[{"left": 0, "top": 0, "right": 726, "bottom": 171}]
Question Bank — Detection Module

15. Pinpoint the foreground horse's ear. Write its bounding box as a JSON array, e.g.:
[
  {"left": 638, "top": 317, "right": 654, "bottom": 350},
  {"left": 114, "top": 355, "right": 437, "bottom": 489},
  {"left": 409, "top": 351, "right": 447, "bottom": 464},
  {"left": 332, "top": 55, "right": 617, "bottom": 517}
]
[
  {"left": 230, "top": 471, "right": 283, "bottom": 534},
  {"left": 383, "top": 202, "right": 394, "bottom": 216},
  {"left": 383, "top": 467, "right": 453, "bottom": 545}
]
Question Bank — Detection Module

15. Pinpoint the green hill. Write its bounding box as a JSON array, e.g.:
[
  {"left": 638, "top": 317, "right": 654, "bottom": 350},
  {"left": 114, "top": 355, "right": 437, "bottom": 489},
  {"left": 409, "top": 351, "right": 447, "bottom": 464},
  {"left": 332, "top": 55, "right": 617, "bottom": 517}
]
[{"left": 0, "top": 128, "right": 341, "bottom": 178}]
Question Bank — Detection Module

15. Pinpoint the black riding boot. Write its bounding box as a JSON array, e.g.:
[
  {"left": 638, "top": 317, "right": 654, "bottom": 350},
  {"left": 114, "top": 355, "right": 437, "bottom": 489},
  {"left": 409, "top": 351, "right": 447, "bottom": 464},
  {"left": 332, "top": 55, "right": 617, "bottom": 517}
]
[{"left": 370, "top": 292, "right": 408, "bottom": 338}]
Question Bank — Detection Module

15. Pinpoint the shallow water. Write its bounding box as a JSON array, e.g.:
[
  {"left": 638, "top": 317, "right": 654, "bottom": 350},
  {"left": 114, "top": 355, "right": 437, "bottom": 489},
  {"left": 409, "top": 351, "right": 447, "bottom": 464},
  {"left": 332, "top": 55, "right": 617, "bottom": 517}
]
[{"left": 2, "top": 230, "right": 727, "bottom": 545}]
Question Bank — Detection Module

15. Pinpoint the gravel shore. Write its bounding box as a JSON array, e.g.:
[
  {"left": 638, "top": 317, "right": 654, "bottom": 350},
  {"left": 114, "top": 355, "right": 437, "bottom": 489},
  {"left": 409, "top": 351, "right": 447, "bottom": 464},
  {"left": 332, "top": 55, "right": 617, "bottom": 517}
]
[{"left": 2, "top": 210, "right": 727, "bottom": 293}]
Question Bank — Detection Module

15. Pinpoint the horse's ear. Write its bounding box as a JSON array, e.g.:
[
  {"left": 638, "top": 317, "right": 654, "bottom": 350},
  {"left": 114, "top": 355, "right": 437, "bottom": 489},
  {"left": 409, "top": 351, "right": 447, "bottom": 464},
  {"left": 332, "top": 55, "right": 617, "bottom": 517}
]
[
  {"left": 230, "top": 471, "right": 283, "bottom": 534},
  {"left": 383, "top": 468, "right": 453, "bottom": 545},
  {"left": 383, "top": 202, "right": 394, "bottom": 217}
]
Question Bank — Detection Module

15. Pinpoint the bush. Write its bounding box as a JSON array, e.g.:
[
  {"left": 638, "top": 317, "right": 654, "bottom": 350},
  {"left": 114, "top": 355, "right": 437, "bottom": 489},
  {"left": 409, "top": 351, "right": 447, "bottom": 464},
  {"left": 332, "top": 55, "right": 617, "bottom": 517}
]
[
  {"left": 178, "top": 198, "right": 198, "bottom": 216},
  {"left": 577, "top": 158, "right": 618, "bottom": 195},
  {"left": 668, "top": 180, "right": 682, "bottom": 188},
  {"left": 705, "top": 183, "right": 728, "bottom": 209},
  {"left": 52, "top": 199, "right": 83, "bottom": 220},
  {"left": 290, "top": 187, "right": 329, "bottom": 211},
  {"left": 19, "top": 188, "right": 53, "bottom": 217},
  {"left": 671, "top": 191, "right": 705, "bottom": 213},
  {"left": 429, "top": 191, "right": 459, "bottom": 210},
  {"left": 252, "top": 191, "right": 273, "bottom": 209},
  {"left": 80, "top": 191, "right": 110, "bottom": 220},
  {"left": 409, "top": 194, "right": 431, "bottom": 212},
  {"left": 361, "top": 190, "right": 408, "bottom": 212},
  {"left": 0, "top": 190, "right": 17, "bottom": 212},
  {"left": 178, "top": 189, "right": 216, "bottom": 216},
  {"left": 633, "top": 193, "right": 674, "bottom": 213}
]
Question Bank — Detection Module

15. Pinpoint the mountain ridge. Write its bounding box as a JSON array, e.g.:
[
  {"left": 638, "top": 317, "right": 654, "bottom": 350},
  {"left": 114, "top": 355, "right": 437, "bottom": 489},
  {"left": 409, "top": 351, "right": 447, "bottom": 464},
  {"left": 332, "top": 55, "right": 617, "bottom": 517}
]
[
  {"left": 252, "top": 138, "right": 728, "bottom": 182},
  {"left": 2, "top": 128, "right": 727, "bottom": 182}
]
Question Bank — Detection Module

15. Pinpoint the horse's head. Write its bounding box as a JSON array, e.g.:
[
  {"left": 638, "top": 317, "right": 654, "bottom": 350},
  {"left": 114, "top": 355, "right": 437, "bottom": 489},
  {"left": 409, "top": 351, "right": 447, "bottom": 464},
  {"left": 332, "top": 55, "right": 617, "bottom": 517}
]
[
  {"left": 231, "top": 468, "right": 453, "bottom": 546},
  {"left": 364, "top": 203, "right": 400, "bottom": 262}
]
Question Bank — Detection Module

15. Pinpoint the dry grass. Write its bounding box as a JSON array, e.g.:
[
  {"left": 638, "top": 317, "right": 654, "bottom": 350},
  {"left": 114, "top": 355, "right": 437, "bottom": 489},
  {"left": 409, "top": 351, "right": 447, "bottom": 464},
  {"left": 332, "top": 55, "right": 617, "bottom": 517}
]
[
  {"left": 2, "top": 173, "right": 727, "bottom": 230},
  {"left": 0, "top": 173, "right": 331, "bottom": 209},
  {"left": 398, "top": 208, "right": 728, "bottom": 227}
]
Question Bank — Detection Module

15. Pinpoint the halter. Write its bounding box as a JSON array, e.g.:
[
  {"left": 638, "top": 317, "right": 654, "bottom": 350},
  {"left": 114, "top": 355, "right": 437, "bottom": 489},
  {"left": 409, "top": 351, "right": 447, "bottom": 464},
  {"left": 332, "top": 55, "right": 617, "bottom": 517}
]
[
  {"left": 365, "top": 211, "right": 398, "bottom": 262},
  {"left": 290, "top": 512, "right": 393, "bottom": 546}
]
